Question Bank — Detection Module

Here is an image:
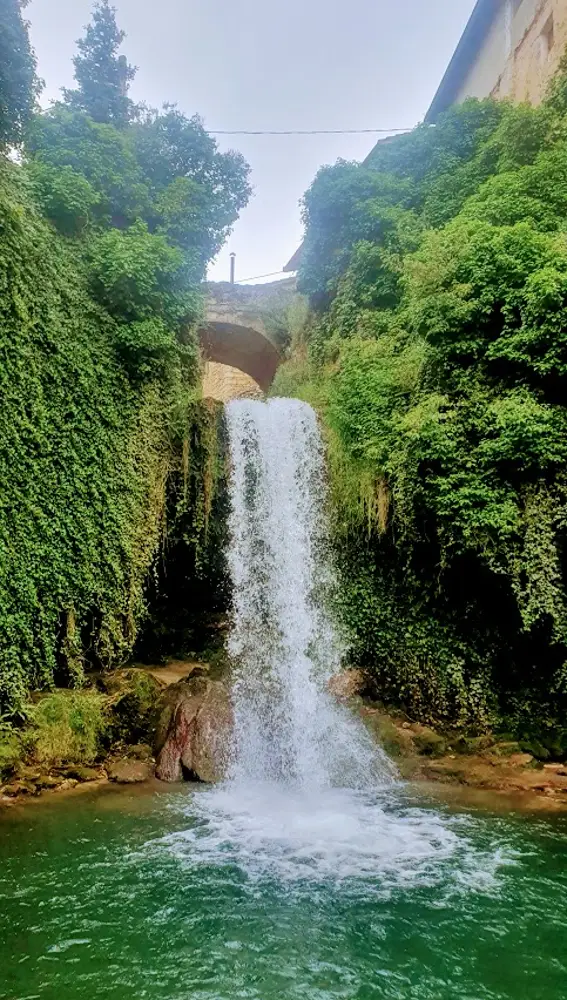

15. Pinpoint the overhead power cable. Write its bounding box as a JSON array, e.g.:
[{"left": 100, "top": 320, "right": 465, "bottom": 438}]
[
  {"left": 207, "top": 127, "right": 414, "bottom": 136},
  {"left": 237, "top": 270, "right": 289, "bottom": 283}
]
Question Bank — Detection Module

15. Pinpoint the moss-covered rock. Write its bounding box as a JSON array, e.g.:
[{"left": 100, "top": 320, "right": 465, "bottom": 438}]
[
  {"left": 361, "top": 710, "right": 415, "bottom": 758},
  {"left": 107, "top": 759, "right": 153, "bottom": 784},
  {"left": 103, "top": 669, "right": 162, "bottom": 744},
  {"left": 410, "top": 724, "right": 447, "bottom": 757}
]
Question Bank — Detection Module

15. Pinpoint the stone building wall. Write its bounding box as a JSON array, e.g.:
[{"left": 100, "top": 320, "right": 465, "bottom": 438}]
[
  {"left": 455, "top": 0, "right": 567, "bottom": 107},
  {"left": 202, "top": 361, "right": 263, "bottom": 403}
]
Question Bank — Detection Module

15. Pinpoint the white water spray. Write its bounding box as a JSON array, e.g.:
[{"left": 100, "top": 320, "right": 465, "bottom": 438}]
[{"left": 225, "top": 397, "right": 395, "bottom": 790}]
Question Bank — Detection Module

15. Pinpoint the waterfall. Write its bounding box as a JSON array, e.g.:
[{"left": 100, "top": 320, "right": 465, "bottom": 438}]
[
  {"left": 225, "top": 397, "right": 395, "bottom": 789},
  {"left": 154, "top": 398, "right": 498, "bottom": 890}
]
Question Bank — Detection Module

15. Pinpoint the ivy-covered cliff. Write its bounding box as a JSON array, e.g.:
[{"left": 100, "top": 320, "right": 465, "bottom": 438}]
[
  {"left": 274, "top": 74, "right": 567, "bottom": 753},
  {"left": 0, "top": 0, "right": 249, "bottom": 715}
]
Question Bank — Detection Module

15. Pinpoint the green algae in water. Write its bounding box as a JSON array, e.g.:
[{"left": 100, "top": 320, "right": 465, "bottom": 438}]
[{"left": 1, "top": 783, "right": 566, "bottom": 1000}]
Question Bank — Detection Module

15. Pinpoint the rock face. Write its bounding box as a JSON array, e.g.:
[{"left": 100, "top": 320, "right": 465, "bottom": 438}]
[
  {"left": 328, "top": 669, "right": 368, "bottom": 700},
  {"left": 154, "top": 676, "right": 233, "bottom": 783}
]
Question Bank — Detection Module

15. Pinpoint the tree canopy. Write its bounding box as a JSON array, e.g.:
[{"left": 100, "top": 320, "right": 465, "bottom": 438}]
[
  {"left": 0, "top": 0, "right": 38, "bottom": 146},
  {"left": 63, "top": 0, "right": 136, "bottom": 127}
]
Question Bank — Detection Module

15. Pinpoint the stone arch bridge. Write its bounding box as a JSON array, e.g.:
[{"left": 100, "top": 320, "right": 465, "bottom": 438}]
[{"left": 199, "top": 279, "right": 295, "bottom": 400}]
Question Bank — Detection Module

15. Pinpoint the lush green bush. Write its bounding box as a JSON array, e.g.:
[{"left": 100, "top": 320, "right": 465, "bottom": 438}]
[
  {"left": 0, "top": 725, "right": 24, "bottom": 779},
  {"left": 28, "top": 691, "right": 109, "bottom": 765},
  {"left": 288, "top": 89, "right": 567, "bottom": 733}
]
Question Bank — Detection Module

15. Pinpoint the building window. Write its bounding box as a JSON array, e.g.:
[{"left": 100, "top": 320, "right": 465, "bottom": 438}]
[{"left": 541, "top": 14, "right": 555, "bottom": 61}]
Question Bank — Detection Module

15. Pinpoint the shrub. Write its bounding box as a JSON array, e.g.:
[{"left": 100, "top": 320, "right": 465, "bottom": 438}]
[
  {"left": 0, "top": 725, "right": 23, "bottom": 779},
  {"left": 28, "top": 691, "right": 109, "bottom": 765}
]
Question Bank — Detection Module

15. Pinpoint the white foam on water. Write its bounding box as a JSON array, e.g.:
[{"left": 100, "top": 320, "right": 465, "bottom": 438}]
[{"left": 152, "top": 783, "right": 513, "bottom": 896}]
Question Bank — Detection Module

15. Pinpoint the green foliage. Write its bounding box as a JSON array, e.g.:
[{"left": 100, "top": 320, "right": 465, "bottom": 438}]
[
  {"left": 28, "top": 691, "right": 109, "bottom": 765},
  {"left": 29, "top": 161, "right": 100, "bottom": 235},
  {"left": 63, "top": 1, "right": 136, "bottom": 127},
  {"left": 0, "top": 0, "right": 39, "bottom": 147},
  {"left": 0, "top": 4, "right": 250, "bottom": 717},
  {"left": 28, "top": 106, "right": 151, "bottom": 229},
  {"left": 27, "top": 104, "right": 251, "bottom": 277},
  {"left": 291, "top": 90, "right": 567, "bottom": 733},
  {"left": 131, "top": 106, "right": 252, "bottom": 267},
  {"left": 88, "top": 220, "right": 192, "bottom": 323},
  {"left": 0, "top": 160, "right": 177, "bottom": 713},
  {"left": 0, "top": 724, "right": 23, "bottom": 778},
  {"left": 299, "top": 160, "right": 412, "bottom": 301}
]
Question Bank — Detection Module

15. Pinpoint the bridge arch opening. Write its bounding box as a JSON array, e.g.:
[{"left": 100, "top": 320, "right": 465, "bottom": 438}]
[{"left": 199, "top": 319, "right": 282, "bottom": 395}]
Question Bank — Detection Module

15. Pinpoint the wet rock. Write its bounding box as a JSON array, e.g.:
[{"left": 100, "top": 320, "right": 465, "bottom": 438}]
[
  {"left": 361, "top": 710, "right": 415, "bottom": 758},
  {"left": 190, "top": 683, "right": 234, "bottom": 783},
  {"left": 154, "top": 677, "right": 233, "bottom": 783},
  {"left": 492, "top": 741, "right": 524, "bottom": 757},
  {"left": 62, "top": 766, "right": 100, "bottom": 782},
  {"left": 54, "top": 778, "right": 78, "bottom": 792},
  {"left": 107, "top": 760, "right": 153, "bottom": 784},
  {"left": 128, "top": 743, "right": 153, "bottom": 761},
  {"left": 1, "top": 780, "right": 38, "bottom": 797},
  {"left": 507, "top": 753, "right": 534, "bottom": 768},
  {"left": 16, "top": 767, "right": 42, "bottom": 783},
  {"left": 328, "top": 669, "right": 367, "bottom": 701},
  {"left": 35, "top": 775, "right": 64, "bottom": 790},
  {"left": 454, "top": 735, "right": 495, "bottom": 754},
  {"left": 410, "top": 724, "right": 447, "bottom": 757}
]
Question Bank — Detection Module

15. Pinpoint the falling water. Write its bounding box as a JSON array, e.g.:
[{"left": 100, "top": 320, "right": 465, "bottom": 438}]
[
  {"left": 225, "top": 397, "right": 395, "bottom": 789},
  {"left": 153, "top": 398, "right": 511, "bottom": 891}
]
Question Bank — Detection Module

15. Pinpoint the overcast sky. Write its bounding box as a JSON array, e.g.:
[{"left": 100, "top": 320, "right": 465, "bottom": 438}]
[{"left": 27, "top": 0, "right": 474, "bottom": 283}]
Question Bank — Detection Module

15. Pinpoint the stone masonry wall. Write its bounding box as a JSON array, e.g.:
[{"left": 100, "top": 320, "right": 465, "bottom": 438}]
[
  {"left": 202, "top": 361, "right": 263, "bottom": 403},
  {"left": 455, "top": 0, "right": 567, "bottom": 108}
]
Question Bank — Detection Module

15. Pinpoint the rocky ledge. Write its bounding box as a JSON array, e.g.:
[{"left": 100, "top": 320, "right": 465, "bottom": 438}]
[
  {"left": 330, "top": 669, "right": 567, "bottom": 808},
  {"left": 0, "top": 661, "right": 233, "bottom": 806}
]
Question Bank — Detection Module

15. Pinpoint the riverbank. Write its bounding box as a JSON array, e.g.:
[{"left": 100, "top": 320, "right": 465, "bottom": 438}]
[
  {"left": 358, "top": 700, "right": 567, "bottom": 809},
  {"left": 3, "top": 662, "right": 567, "bottom": 814},
  {"left": 0, "top": 660, "right": 209, "bottom": 807}
]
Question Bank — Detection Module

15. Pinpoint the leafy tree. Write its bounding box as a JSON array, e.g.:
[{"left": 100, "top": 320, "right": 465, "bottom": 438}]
[
  {"left": 28, "top": 106, "right": 150, "bottom": 228},
  {"left": 132, "top": 106, "right": 252, "bottom": 269},
  {"left": 29, "top": 162, "right": 100, "bottom": 235},
  {"left": 299, "top": 161, "right": 412, "bottom": 302},
  {"left": 88, "top": 219, "right": 196, "bottom": 326},
  {"left": 0, "top": 0, "right": 39, "bottom": 146},
  {"left": 27, "top": 103, "right": 251, "bottom": 279},
  {"left": 63, "top": 1, "right": 136, "bottom": 127}
]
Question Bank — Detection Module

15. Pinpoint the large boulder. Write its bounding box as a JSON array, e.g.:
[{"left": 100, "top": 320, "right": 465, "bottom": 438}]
[{"left": 154, "top": 676, "right": 233, "bottom": 783}]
